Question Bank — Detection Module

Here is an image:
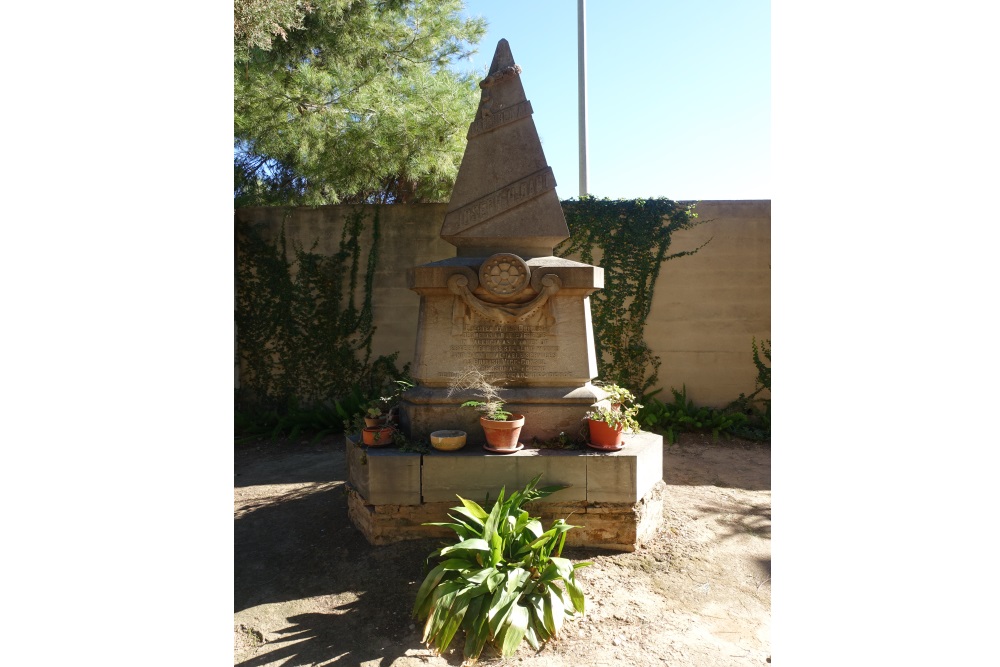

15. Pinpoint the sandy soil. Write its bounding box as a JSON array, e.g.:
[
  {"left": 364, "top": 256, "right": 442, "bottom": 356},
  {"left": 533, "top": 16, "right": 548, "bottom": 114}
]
[{"left": 234, "top": 433, "right": 770, "bottom": 666}]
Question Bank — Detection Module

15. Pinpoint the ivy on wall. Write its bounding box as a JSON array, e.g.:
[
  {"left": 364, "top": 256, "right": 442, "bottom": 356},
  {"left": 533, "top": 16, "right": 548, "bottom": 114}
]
[
  {"left": 556, "top": 196, "right": 706, "bottom": 396},
  {"left": 235, "top": 207, "right": 406, "bottom": 412},
  {"left": 235, "top": 196, "right": 704, "bottom": 418}
]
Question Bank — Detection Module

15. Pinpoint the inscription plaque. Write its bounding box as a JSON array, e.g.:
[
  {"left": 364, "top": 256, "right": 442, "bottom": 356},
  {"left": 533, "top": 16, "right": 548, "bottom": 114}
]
[
  {"left": 466, "top": 100, "right": 533, "bottom": 139},
  {"left": 439, "top": 321, "right": 574, "bottom": 382},
  {"left": 443, "top": 167, "right": 556, "bottom": 232}
]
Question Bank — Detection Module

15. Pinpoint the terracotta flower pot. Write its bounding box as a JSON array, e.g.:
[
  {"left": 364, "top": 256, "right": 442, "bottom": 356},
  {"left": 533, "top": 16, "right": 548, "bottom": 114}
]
[
  {"left": 587, "top": 418, "right": 625, "bottom": 449},
  {"left": 362, "top": 426, "right": 394, "bottom": 446},
  {"left": 364, "top": 416, "right": 383, "bottom": 428},
  {"left": 480, "top": 414, "right": 525, "bottom": 450}
]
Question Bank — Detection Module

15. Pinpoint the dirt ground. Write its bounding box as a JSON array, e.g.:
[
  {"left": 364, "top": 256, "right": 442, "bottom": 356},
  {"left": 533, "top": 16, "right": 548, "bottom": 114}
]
[{"left": 234, "top": 433, "right": 771, "bottom": 666}]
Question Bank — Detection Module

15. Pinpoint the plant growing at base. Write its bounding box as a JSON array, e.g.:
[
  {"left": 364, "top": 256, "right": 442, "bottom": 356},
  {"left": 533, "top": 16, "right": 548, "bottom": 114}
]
[
  {"left": 639, "top": 385, "right": 751, "bottom": 443},
  {"left": 364, "top": 405, "right": 386, "bottom": 426},
  {"left": 449, "top": 369, "right": 512, "bottom": 421},
  {"left": 364, "top": 378, "right": 415, "bottom": 425},
  {"left": 587, "top": 383, "right": 642, "bottom": 432},
  {"left": 350, "top": 411, "right": 395, "bottom": 446},
  {"left": 413, "top": 475, "right": 589, "bottom": 661}
]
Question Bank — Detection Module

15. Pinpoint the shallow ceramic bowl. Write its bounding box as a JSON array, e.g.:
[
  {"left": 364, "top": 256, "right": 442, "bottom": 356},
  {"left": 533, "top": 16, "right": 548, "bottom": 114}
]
[{"left": 430, "top": 430, "right": 467, "bottom": 451}]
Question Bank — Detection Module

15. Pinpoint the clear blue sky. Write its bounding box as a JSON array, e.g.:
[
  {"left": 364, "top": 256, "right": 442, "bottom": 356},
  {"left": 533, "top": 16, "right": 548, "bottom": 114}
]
[{"left": 460, "top": 0, "right": 770, "bottom": 201}]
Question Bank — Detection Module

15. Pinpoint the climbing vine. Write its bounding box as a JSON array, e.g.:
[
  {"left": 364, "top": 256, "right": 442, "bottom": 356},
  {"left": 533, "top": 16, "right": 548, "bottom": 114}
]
[
  {"left": 235, "top": 207, "right": 407, "bottom": 414},
  {"left": 556, "top": 196, "right": 706, "bottom": 396},
  {"left": 236, "top": 197, "right": 706, "bottom": 423}
]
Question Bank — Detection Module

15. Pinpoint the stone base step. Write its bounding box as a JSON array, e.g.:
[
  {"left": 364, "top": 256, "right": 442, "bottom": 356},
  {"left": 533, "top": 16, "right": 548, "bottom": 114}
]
[{"left": 345, "top": 431, "right": 664, "bottom": 551}]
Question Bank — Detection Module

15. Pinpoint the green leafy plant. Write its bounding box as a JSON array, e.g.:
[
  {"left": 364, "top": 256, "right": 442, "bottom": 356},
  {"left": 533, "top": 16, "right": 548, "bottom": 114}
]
[
  {"left": 638, "top": 385, "right": 750, "bottom": 443},
  {"left": 235, "top": 388, "right": 368, "bottom": 443},
  {"left": 348, "top": 410, "right": 397, "bottom": 446},
  {"left": 397, "top": 435, "right": 432, "bottom": 454},
  {"left": 752, "top": 337, "right": 771, "bottom": 396},
  {"left": 557, "top": 196, "right": 706, "bottom": 395},
  {"left": 414, "top": 475, "right": 589, "bottom": 661},
  {"left": 449, "top": 369, "right": 513, "bottom": 421},
  {"left": 236, "top": 210, "right": 410, "bottom": 419},
  {"left": 587, "top": 383, "right": 643, "bottom": 432},
  {"left": 531, "top": 431, "right": 585, "bottom": 451},
  {"left": 724, "top": 338, "right": 771, "bottom": 441},
  {"left": 235, "top": 0, "right": 486, "bottom": 206},
  {"left": 375, "top": 378, "right": 414, "bottom": 420},
  {"left": 348, "top": 412, "right": 369, "bottom": 437}
]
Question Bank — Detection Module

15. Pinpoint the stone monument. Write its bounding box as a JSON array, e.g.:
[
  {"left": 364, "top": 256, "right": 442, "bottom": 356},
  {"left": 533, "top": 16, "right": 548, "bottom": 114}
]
[
  {"left": 401, "top": 39, "right": 606, "bottom": 444},
  {"left": 346, "top": 40, "right": 665, "bottom": 552}
]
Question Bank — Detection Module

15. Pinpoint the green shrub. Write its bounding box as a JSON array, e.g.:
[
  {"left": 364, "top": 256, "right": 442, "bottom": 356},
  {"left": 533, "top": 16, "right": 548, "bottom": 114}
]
[
  {"left": 639, "top": 386, "right": 751, "bottom": 443},
  {"left": 413, "top": 475, "right": 590, "bottom": 660},
  {"left": 235, "top": 385, "right": 370, "bottom": 442}
]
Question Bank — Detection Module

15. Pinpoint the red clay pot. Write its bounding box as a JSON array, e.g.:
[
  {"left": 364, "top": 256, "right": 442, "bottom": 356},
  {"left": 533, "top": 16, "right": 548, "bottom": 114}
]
[
  {"left": 362, "top": 426, "right": 394, "bottom": 446},
  {"left": 587, "top": 418, "right": 625, "bottom": 449},
  {"left": 480, "top": 414, "right": 525, "bottom": 450}
]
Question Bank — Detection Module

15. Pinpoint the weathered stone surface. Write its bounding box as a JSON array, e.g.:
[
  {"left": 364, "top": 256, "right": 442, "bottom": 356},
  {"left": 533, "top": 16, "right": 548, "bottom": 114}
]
[
  {"left": 346, "top": 479, "right": 667, "bottom": 551},
  {"left": 345, "top": 435, "right": 422, "bottom": 505},
  {"left": 407, "top": 258, "right": 603, "bottom": 391},
  {"left": 584, "top": 432, "right": 663, "bottom": 504},
  {"left": 400, "top": 38, "right": 608, "bottom": 443},
  {"left": 441, "top": 39, "right": 570, "bottom": 259},
  {"left": 360, "top": 39, "right": 665, "bottom": 551},
  {"left": 400, "top": 384, "right": 605, "bottom": 444},
  {"left": 344, "top": 432, "right": 665, "bottom": 550},
  {"left": 422, "top": 446, "right": 587, "bottom": 503}
]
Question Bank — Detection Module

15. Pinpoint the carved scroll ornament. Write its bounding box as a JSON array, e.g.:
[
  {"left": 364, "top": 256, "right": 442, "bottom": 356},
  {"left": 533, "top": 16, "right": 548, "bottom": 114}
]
[{"left": 448, "top": 273, "right": 562, "bottom": 325}]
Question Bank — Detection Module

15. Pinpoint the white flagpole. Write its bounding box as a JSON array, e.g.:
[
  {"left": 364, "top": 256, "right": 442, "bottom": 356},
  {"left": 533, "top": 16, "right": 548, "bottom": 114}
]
[{"left": 577, "top": 0, "right": 589, "bottom": 198}]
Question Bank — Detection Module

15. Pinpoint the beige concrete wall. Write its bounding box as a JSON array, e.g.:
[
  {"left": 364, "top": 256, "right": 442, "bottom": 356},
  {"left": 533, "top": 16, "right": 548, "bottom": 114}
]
[
  {"left": 235, "top": 200, "right": 770, "bottom": 406},
  {"left": 646, "top": 200, "right": 771, "bottom": 406},
  {"left": 236, "top": 203, "right": 451, "bottom": 369}
]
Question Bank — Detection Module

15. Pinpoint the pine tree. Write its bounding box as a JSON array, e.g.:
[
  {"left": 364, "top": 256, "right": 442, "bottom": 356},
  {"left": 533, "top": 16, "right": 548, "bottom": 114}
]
[
  {"left": 235, "top": 0, "right": 486, "bottom": 206},
  {"left": 234, "top": 0, "right": 314, "bottom": 58}
]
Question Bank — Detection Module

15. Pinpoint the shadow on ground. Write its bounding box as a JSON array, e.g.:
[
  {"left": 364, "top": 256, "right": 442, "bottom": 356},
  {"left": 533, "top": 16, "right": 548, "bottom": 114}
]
[
  {"left": 695, "top": 499, "right": 771, "bottom": 541},
  {"left": 234, "top": 434, "right": 771, "bottom": 665},
  {"left": 235, "top": 438, "right": 457, "bottom": 665},
  {"left": 662, "top": 435, "right": 771, "bottom": 491}
]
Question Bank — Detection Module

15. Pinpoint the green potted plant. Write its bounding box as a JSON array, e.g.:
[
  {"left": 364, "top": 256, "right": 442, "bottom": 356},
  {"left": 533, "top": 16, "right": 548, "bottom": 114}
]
[
  {"left": 382, "top": 378, "right": 414, "bottom": 426},
  {"left": 413, "top": 475, "right": 589, "bottom": 661},
  {"left": 350, "top": 411, "right": 395, "bottom": 447},
  {"left": 585, "top": 383, "right": 642, "bottom": 450},
  {"left": 449, "top": 369, "right": 524, "bottom": 452},
  {"left": 363, "top": 405, "right": 386, "bottom": 428},
  {"left": 363, "top": 379, "right": 414, "bottom": 428}
]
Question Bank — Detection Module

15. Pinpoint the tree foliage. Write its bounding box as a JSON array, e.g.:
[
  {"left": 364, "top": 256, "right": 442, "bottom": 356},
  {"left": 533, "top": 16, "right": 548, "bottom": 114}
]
[
  {"left": 235, "top": 0, "right": 486, "bottom": 206},
  {"left": 234, "top": 0, "right": 314, "bottom": 58}
]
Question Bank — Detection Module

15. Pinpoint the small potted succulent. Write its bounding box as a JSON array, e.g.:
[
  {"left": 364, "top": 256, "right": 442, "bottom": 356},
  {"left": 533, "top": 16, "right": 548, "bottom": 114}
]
[
  {"left": 585, "top": 383, "right": 642, "bottom": 450},
  {"left": 350, "top": 411, "right": 395, "bottom": 447},
  {"left": 363, "top": 405, "right": 386, "bottom": 428},
  {"left": 449, "top": 369, "right": 524, "bottom": 452},
  {"left": 363, "top": 379, "right": 414, "bottom": 428}
]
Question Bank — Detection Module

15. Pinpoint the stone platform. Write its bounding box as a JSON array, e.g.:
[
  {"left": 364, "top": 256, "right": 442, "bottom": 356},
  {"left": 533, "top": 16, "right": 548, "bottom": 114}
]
[{"left": 345, "top": 431, "right": 664, "bottom": 551}]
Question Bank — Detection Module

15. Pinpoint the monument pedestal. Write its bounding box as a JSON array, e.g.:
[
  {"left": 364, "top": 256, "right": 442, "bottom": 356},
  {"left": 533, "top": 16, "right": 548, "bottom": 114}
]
[
  {"left": 402, "top": 255, "right": 605, "bottom": 442},
  {"left": 345, "top": 431, "right": 665, "bottom": 552},
  {"left": 348, "top": 39, "right": 665, "bottom": 550},
  {"left": 400, "top": 384, "right": 604, "bottom": 444}
]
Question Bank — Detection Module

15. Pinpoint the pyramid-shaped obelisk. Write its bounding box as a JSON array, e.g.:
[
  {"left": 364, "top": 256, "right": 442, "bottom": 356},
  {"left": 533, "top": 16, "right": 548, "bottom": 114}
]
[
  {"left": 402, "top": 38, "right": 605, "bottom": 444},
  {"left": 441, "top": 39, "right": 570, "bottom": 258}
]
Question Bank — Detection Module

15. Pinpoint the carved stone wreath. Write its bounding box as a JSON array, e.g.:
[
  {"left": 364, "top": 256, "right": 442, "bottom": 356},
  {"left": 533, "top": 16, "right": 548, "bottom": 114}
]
[{"left": 479, "top": 253, "right": 530, "bottom": 296}]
